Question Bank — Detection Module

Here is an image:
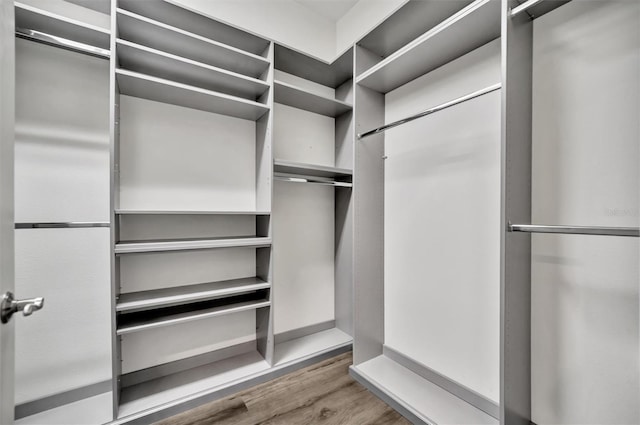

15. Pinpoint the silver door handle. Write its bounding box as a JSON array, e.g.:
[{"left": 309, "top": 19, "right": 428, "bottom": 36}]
[{"left": 1, "top": 291, "right": 45, "bottom": 324}]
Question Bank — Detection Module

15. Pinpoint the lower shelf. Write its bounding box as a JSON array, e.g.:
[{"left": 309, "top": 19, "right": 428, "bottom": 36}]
[
  {"left": 274, "top": 328, "right": 352, "bottom": 366},
  {"left": 116, "top": 328, "right": 353, "bottom": 422},
  {"left": 350, "top": 355, "right": 498, "bottom": 425},
  {"left": 118, "top": 351, "right": 270, "bottom": 418}
]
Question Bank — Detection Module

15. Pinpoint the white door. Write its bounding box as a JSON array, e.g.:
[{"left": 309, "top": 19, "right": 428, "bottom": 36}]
[{"left": 0, "top": 0, "right": 15, "bottom": 423}]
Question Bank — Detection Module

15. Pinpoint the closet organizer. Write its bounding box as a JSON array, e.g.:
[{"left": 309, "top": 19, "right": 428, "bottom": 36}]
[
  {"left": 351, "top": 0, "right": 638, "bottom": 425},
  {"left": 12, "top": 1, "right": 353, "bottom": 423},
  {"left": 9, "top": 0, "right": 639, "bottom": 424}
]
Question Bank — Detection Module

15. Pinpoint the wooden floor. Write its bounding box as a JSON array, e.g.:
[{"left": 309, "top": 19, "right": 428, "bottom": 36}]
[{"left": 155, "top": 352, "right": 411, "bottom": 425}]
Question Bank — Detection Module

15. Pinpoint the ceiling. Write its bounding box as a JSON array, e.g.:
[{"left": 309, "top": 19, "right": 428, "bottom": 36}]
[{"left": 294, "top": 0, "right": 360, "bottom": 22}]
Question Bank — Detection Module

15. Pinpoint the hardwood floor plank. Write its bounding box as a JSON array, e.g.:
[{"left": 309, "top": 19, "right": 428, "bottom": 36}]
[{"left": 154, "top": 352, "right": 410, "bottom": 425}]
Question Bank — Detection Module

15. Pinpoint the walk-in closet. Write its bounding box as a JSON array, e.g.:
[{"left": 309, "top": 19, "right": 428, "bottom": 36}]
[{"left": 0, "top": 0, "right": 637, "bottom": 424}]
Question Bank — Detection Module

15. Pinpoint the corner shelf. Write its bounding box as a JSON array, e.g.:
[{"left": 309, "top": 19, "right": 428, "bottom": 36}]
[
  {"left": 116, "top": 39, "right": 270, "bottom": 100},
  {"left": 115, "top": 209, "right": 270, "bottom": 216},
  {"left": 15, "top": 2, "right": 110, "bottom": 49},
  {"left": 116, "top": 8, "right": 269, "bottom": 79},
  {"left": 115, "top": 69, "right": 270, "bottom": 121},
  {"left": 356, "top": 0, "right": 501, "bottom": 94},
  {"left": 115, "top": 236, "right": 272, "bottom": 254},
  {"left": 117, "top": 297, "right": 271, "bottom": 335},
  {"left": 274, "top": 159, "right": 352, "bottom": 180},
  {"left": 116, "top": 277, "right": 271, "bottom": 313},
  {"left": 274, "top": 80, "right": 352, "bottom": 117}
]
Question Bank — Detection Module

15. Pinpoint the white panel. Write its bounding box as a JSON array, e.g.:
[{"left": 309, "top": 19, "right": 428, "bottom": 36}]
[
  {"left": 121, "top": 311, "right": 256, "bottom": 373},
  {"left": 274, "top": 70, "right": 335, "bottom": 98},
  {"left": 531, "top": 1, "right": 640, "bottom": 423},
  {"left": 120, "top": 248, "right": 256, "bottom": 293},
  {"left": 273, "top": 103, "right": 335, "bottom": 166},
  {"left": 384, "top": 40, "right": 501, "bottom": 402},
  {"left": 273, "top": 182, "right": 335, "bottom": 334},
  {"left": 119, "top": 95, "right": 256, "bottom": 211},
  {"left": 16, "top": 392, "right": 113, "bottom": 425},
  {"left": 15, "top": 39, "right": 110, "bottom": 222},
  {"left": 14, "top": 228, "right": 111, "bottom": 403}
]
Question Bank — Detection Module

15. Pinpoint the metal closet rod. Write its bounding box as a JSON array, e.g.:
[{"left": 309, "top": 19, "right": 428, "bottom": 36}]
[
  {"left": 15, "top": 28, "right": 110, "bottom": 60},
  {"left": 274, "top": 175, "right": 353, "bottom": 188},
  {"left": 357, "top": 83, "right": 502, "bottom": 140},
  {"left": 510, "top": 0, "right": 545, "bottom": 17},
  {"left": 15, "top": 222, "right": 111, "bottom": 229},
  {"left": 510, "top": 224, "right": 640, "bottom": 237}
]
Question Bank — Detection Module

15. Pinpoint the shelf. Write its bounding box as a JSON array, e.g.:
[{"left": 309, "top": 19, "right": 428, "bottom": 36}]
[
  {"left": 350, "top": 355, "right": 498, "bottom": 424},
  {"left": 118, "top": 351, "right": 270, "bottom": 418},
  {"left": 357, "top": 0, "right": 474, "bottom": 60},
  {"left": 115, "top": 69, "right": 270, "bottom": 121},
  {"left": 512, "top": 0, "right": 572, "bottom": 19},
  {"left": 274, "top": 160, "right": 352, "bottom": 180},
  {"left": 118, "top": 0, "right": 269, "bottom": 56},
  {"left": 116, "top": 209, "right": 270, "bottom": 215},
  {"left": 117, "top": 277, "right": 271, "bottom": 313},
  {"left": 274, "top": 80, "right": 352, "bottom": 117},
  {"left": 274, "top": 328, "right": 352, "bottom": 366},
  {"left": 65, "top": 0, "right": 111, "bottom": 15},
  {"left": 116, "top": 39, "right": 270, "bottom": 100},
  {"left": 356, "top": 0, "right": 500, "bottom": 94},
  {"left": 274, "top": 44, "right": 353, "bottom": 88},
  {"left": 15, "top": 2, "right": 110, "bottom": 49},
  {"left": 115, "top": 236, "right": 272, "bottom": 254},
  {"left": 116, "top": 8, "right": 269, "bottom": 79},
  {"left": 117, "top": 297, "right": 271, "bottom": 335}
]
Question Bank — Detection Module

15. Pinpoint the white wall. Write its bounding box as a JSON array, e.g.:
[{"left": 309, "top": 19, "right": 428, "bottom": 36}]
[
  {"left": 384, "top": 39, "right": 501, "bottom": 402},
  {"left": 531, "top": 1, "right": 640, "bottom": 423}
]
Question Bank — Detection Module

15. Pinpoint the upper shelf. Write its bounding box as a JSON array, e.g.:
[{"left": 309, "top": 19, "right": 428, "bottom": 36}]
[
  {"left": 357, "top": 0, "right": 474, "bottom": 60},
  {"left": 511, "top": 0, "right": 572, "bottom": 19},
  {"left": 356, "top": 0, "right": 501, "bottom": 94},
  {"left": 116, "top": 8, "right": 270, "bottom": 79},
  {"left": 116, "top": 69, "right": 270, "bottom": 121},
  {"left": 274, "top": 160, "right": 352, "bottom": 180},
  {"left": 274, "top": 80, "right": 352, "bottom": 117},
  {"left": 116, "top": 39, "right": 270, "bottom": 101},
  {"left": 15, "top": 2, "right": 110, "bottom": 49},
  {"left": 118, "top": 0, "right": 270, "bottom": 56},
  {"left": 115, "top": 236, "right": 272, "bottom": 254}
]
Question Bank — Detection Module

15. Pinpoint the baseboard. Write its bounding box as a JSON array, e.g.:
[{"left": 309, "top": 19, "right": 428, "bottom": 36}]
[
  {"left": 15, "top": 380, "right": 112, "bottom": 419},
  {"left": 274, "top": 320, "right": 335, "bottom": 344}
]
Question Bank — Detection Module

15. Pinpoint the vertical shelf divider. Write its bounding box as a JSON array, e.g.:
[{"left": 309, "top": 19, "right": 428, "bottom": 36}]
[
  {"left": 109, "top": 0, "right": 121, "bottom": 419},
  {"left": 500, "top": 0, "right": 533, "bottom": 423},
  {"left": 256, "top": 41, "right": 275, "bottom": 366},
  {"left": 351, "top": 45, "right": 385, "bottom": 366}
]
